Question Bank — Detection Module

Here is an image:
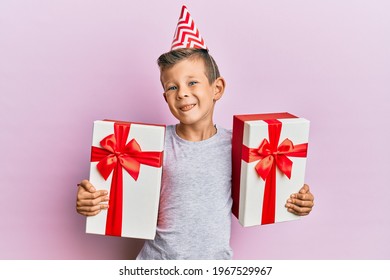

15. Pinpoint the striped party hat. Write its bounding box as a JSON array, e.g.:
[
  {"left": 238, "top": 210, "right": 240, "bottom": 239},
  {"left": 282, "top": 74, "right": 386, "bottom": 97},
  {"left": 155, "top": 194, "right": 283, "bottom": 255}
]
[{"left": 171, "top": 5, "right": 208, "bottom": 50}]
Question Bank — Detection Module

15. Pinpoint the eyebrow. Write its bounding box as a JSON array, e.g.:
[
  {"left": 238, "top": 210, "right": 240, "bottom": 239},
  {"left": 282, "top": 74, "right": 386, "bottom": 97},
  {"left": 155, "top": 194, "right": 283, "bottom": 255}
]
[{"left": 162, "top": 81, "right": 174, "bottom": 89}]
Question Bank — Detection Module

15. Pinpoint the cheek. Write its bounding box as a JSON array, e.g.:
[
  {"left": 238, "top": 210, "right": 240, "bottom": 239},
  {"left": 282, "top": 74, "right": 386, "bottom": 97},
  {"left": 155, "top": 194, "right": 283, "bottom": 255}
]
[
  {"left": 199, "top": 93, "right": 215, "bottom": 103},
  {"left": 165, "top": 98, "right": 175, "bottom": 108},
  {"left": 167, "top": 102, "right": 179, "bottom": 115}
]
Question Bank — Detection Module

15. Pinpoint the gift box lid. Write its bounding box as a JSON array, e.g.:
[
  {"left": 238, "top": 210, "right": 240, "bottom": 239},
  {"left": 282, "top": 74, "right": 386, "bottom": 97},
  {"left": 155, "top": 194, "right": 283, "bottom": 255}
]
[{"left": 233, "top": 112, "right": 298, "bottom": 122}]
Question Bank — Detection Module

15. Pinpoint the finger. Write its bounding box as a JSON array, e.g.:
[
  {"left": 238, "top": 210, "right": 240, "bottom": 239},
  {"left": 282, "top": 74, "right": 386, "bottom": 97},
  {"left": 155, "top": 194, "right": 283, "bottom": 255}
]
[
  {"left": 299, "top": 184, "right": 310, "bottom": 194},
  {"left": 78, "top": 189, "right": 109, "bottom": 200},
  {"left": 78, "top": 179, "right": 96, "bottom": 193},
  {"left": 77, "top": 203, "right": 109, "bottom": 215},
  {"left": 77, "top": 209, "right": 102, "bottom": 216},
  {"left": 287, "top": 207, "right": 310, "bottom": 216},
  {"left": 286, "top": 197, "right": 314, "bottom": 208},
  {"left": 292, "top": 192, "right": 314, "bottom": 202},
  {"left": 286, "top": 204, "right": 312, "bottom": 216},
  {"left": 77, "top": 195, "right": 109, "bottom": 207}
]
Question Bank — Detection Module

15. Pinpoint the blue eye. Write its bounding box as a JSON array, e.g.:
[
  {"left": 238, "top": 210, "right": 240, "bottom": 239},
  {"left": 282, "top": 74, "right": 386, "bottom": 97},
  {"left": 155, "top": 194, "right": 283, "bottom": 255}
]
[
  {"left": 167, "top": 86, "right": 177, "bottom": 91},
  {"left": 189, "top": 81, "right": 198, "bottom": 86}
]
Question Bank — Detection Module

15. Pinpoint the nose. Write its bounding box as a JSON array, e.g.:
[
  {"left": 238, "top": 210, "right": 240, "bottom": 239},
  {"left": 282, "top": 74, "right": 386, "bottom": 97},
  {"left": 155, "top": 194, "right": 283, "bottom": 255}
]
[{"left": 176, "top": 86, "right": 189, "bottom": 99}]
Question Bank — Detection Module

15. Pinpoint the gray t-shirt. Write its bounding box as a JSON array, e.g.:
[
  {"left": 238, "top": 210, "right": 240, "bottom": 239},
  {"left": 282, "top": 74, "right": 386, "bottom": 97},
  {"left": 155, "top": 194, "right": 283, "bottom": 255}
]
[{"left": 137, "top": 125, "right": 233, "bottom": 260}]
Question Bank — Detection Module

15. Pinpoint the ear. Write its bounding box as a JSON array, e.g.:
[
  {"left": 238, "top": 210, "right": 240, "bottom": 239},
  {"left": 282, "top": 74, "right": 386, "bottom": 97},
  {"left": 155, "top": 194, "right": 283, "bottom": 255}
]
[
  {"left": 213, "top": 77, "right": 226, "bottom": 101},
  {"left": 163, "top": 92, "right": 168, "bottom": 103}
]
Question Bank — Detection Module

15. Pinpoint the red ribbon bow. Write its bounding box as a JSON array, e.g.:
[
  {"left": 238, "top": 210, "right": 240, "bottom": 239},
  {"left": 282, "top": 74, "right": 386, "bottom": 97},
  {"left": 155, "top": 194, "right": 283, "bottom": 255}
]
[
  {"left": 253, "top": 138, "right": 295, "bottom": 180},
  {"left": 242, "top": 119, "right": 308, "bottom": 224},
  {"left": 90, "top": 122, "right": 163, "bottom": 236}
]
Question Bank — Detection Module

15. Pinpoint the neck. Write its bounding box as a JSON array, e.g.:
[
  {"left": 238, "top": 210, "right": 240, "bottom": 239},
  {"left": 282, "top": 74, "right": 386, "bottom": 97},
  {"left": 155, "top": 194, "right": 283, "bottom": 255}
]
[{"left": 175, "top": 122, "right": 217, "bottom": 142}]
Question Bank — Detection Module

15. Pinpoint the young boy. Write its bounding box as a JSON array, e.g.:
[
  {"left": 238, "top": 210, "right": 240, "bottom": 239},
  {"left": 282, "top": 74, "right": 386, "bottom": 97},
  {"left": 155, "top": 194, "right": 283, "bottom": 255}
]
[{"left": 76, "top": 7, "right": 314, "bottom": 260}]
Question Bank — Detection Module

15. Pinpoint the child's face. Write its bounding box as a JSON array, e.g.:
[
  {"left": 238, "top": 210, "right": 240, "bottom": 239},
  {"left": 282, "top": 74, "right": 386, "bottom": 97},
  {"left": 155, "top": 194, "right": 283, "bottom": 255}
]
[{"left": 161, "top": 58, "right": 224, "bottom": 126}]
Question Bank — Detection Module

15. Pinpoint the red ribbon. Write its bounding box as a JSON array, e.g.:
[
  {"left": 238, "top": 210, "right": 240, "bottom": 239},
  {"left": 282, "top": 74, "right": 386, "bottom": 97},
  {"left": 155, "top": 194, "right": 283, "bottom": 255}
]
[
  {"left": 90, "top": 122, "right": 163, "bottom": 236},
  {"left": 241, "top": 119, "right": 308, "bottom": 225}
]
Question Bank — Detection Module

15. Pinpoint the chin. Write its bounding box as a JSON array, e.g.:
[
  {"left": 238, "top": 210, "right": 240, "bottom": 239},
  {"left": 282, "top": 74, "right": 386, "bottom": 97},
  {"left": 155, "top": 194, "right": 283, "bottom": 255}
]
[
  {"left": 174, "top": 113, "right": 197, "bottom": 125},
  {"left": 178, "top": 117, "right": 200, "bottom": 125}
]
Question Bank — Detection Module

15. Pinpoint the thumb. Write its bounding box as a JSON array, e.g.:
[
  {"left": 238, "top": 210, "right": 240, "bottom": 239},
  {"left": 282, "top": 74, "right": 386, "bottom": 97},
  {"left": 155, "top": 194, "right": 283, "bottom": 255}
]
[
  {"left": 78, "top": 180, "right": 96, "bottom": 193},
  {"left": 299, "top": 184, "right": 310, "bottom": 194}
]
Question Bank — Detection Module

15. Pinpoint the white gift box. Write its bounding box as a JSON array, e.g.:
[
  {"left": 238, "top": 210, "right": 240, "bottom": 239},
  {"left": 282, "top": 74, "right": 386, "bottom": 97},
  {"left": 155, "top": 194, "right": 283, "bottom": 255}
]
[
  {"left": 232, "top": 113, "right": 310, "bottom": 227},
  {"left": 86, "top": 120, "right": 165, "bottom": 239}
]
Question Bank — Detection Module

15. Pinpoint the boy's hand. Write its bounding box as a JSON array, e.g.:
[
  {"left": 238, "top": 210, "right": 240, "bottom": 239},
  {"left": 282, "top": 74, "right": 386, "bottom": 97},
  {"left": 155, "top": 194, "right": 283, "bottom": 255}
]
[
  {"left": 76, "top": 179, "right": 109, "bottom": 216},
  {"left": 285, "top": 184, "right": 314, "bottom": 216}
]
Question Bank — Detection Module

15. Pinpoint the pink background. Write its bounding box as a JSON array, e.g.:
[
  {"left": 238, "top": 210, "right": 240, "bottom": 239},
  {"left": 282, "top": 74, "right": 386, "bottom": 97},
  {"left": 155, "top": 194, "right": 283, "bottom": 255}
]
[{"left": 1, "top": 0, "right": 389, "bottom": 259}]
